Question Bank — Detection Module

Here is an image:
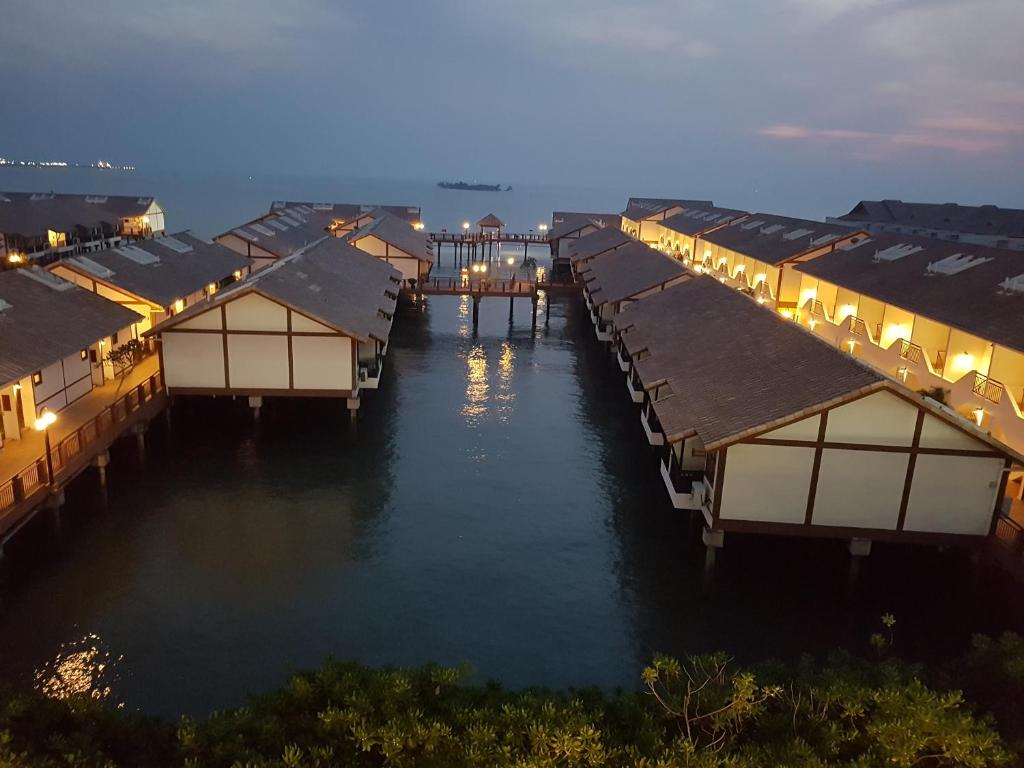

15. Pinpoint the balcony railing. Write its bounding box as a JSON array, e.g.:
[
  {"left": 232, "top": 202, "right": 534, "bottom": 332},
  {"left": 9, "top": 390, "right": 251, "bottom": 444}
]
[
  {"left": 994, "top": 515, "right": 1024, "bottom": 560},
  {"left": 972, "top": 372, "right": 1005, "bottom": 404},
  {"left": 0, "top": 371, "right": 165, "bottom": 520},
  {"left": 898, "top": 339, "right": 923, "bottom": 365}
]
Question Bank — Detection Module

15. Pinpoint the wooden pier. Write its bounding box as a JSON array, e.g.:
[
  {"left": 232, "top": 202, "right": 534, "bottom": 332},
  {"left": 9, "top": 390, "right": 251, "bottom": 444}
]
[
  {"left": 405, "top": 276, "right": 545, "bottom": 329},
  {"left": 428, "top": 231, "right": 550, "bottom": 269},
  {"left": 0, "top": 361, "right": 167, "bottom": 549}
]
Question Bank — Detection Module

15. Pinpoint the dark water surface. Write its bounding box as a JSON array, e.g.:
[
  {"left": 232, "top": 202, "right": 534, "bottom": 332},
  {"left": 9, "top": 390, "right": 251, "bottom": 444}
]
[{"left": 1, "top": 295, "right": 1022, "bottom": 716}]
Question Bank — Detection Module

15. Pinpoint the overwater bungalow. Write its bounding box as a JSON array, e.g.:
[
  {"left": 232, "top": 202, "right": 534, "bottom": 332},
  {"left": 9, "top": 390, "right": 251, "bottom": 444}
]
[
  {"left": 215, "top": 204, "right": 330, "bottom": 271},
  {"left": 48, "top": 232, "right": 252, "bottom": 338},
  {"left": 567, "top": 227, "right": 635, "bottom": 279},
  {"left": 146, "top": 239, "right": 400, "bottom": 416},
  {"left": 619, "top": 197, "right": 713, "bottom": 244},
  {"left": 270, "top": 201, "right": 424, "bottom": 231},
  {"left": 476, "top": 213, "right": 504, "bottom": 236},
  {"left": 547, "top": 211, "right": 622, "bottom": 280},
  {"left": 580, "top": 242, "right": 689, "bottom": 342},
  {"left": 0, "top": 267, "right": 143, "bottom": 450},
  {"left": 791, "top": 234, "right": 1024, "bottom": 498},
  {"left": 616, "top": 276, "right": 1022, "bottom": 556},
  {"left": 344, "top": 211, "right": 434, "bottom": 288},
  {"left": 0, "top": 192, "right": 165, "bottom": 267},
  {"left": 693, "top": 213, "right": 866, "bottom": 309},
  {"left": 648, "top": 206, "right": 749, "bottom": 261}
]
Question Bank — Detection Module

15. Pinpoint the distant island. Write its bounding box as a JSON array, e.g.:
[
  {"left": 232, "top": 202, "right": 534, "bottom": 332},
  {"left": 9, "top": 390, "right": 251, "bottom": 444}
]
[
  {"left": 0, "top": 156, "right": 135, "bottom": 171},
  {"left": 438, "top": 181, "right": 512, "bottom": 192}
]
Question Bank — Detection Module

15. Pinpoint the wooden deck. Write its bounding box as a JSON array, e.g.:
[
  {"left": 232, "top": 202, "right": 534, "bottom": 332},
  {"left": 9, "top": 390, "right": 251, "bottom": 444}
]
[
  {"left": 428, "top": 232, "right": 548, "bottom": 245},
  {"left": 410, "top": 277, "right": 538, "bottom": 298},
  {"left": 0, "top": 355, "right": 167, "bottom": 545}
]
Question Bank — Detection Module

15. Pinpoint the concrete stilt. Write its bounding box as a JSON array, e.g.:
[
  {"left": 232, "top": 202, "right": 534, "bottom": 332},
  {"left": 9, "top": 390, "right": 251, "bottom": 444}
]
[
  {"left": 131, "top": 421, "right": 147, "bottom": 461},
  {"left": 702, "top": 526, "right": 724, "bottom": 575},
  {"left": 347, "top": 396, "right": 360, "bottom": 425},
  {"left": 472, "top": 295, "right": 480, "bottom": 330},
  {"left": 44, "top": 489, "right": 65, "bottom": 531},
  {"left": 531, "top": 295, "right": 538, "bottom": 329},
  {"left": 847, "top": 537, "right": 872, "bottom": 585},
  {"left": 248, "top": 395, "right": 263, "bottom": 421},
  {"left": 509, "top": 295, "right": 514, "bottom": 323},
  {"left": 92, "top": 450, "right": 111, "bottom": 487}
]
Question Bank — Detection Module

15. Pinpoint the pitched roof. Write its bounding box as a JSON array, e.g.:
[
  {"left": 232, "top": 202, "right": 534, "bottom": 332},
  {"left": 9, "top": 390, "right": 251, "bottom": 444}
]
[
  {"left": 476, "top": 213, "right": 504, "bottom": 228},
  {"left": 621, "top": 197, "right": 713, "bottom": 220},
  {"left": 0, "top": 192, "right": 160, "bottom": 239},
  {"left": 148, "top": 239, "right": 401, "bottom": 343},
  {"left": 618, "top": 276, "right": 885, "bottom": 447},
  {"left": 795, "top": 233, "right": 1024, "bottom": 353},
  {"left": 568, "top": 227, "right": 635, "bottom": 265},
  {"left": 270, "top": 201, "right": 423, "bottom": 227},
  {"left": 658, "top": 206, "right": 749, "bottom": 237},
  {"left": 699, "top": 213, "right": 866, "bottom": 266},
  {"left": 582, "top": 242, "right": 688, "bottom": 305},
  {"left": 54, "top": 232, "right": 251, "bottom": 308},
  {"left": 549, "top": 211, "right": 621, "bottom": 240},
  {"left": 346, "top": 211, "right": 434, "bottom": 263},
  {"left": 0, "top": 267, "right": 144, "bottom": 387},
  {"left": 218, "top": 205, "right": 331, "bottom": 259},
  {"left": 835, "top": 200, "right": 1024, "bottom": 239}
]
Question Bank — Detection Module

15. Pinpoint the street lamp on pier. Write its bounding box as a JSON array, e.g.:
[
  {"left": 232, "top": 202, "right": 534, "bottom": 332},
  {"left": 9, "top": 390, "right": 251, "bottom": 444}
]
[{"left": 34, "top": 409, "right": 57, "bottom": 484}]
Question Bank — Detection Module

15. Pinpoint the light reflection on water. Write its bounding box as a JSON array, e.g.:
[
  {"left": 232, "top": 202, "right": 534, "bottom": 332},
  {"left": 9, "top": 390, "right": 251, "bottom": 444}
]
[
  {"left": 34, "top": 632, "right": 124, "bottom": 706},
  {"left": 462, "top": 345, "right": 489, "bottom": 426},
  {"left": 495, "top": 341, "right": 516, "bottom": 424}
]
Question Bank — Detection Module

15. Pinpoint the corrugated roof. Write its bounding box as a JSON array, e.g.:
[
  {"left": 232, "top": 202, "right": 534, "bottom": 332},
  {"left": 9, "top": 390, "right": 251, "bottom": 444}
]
[
  {"left": 0, "top": 268, "right": 144, "bottom": 387},
  {"left": 149, "top": 240, "right": 400, "bottom": 343},
  {"left": 795, "top": 233, "right": 1024, "bottom": 353},
  {"left": 54, "top": 232, "right": 251, "bottom": 308},
  {"left": 346, "top": 211, "right": 434, "bottom": 264},
  {"left": 700, "top": 213, "right": 866, "bottom": 266},
  {"left": 618, "top": 276, "right": 885, "bottom": 448},
  {"left": 0, "top": 192, "right": 160, "bottom": 239},
  {"left": 568, "top": 227, "right": 635, "bottom": 265},
  {"left": 836, "top": 200, "right": 1024, "bottom": 239},
  {"left": 582, "top": 242, "right": 688, "bottom": 305}
]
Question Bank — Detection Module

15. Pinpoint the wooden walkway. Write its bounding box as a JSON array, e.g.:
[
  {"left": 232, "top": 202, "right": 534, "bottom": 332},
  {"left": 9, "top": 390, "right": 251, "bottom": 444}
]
[
  {"left": 428, "top": 232, "right": 548, "bottom": 245},
  {"left": 412, "top": 277, "right": 537, "bottom": 298},
  {"left": 0, "top": 357, "right": 167, "bottom": 547}
]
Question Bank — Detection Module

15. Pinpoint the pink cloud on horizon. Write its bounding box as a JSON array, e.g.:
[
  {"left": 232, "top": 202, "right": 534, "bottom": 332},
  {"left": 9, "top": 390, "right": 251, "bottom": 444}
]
[{"left": 756, "top": 123, "right": 1010, "bottom": 155}]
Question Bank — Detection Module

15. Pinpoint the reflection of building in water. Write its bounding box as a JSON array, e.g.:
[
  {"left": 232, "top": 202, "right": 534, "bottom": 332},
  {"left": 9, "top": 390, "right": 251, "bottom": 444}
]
[{"left": 463, "top": 345, "right": 489, "bottom": 425}]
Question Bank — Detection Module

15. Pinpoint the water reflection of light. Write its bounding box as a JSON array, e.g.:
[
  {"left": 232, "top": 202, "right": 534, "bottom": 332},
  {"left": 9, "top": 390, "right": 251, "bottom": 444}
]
[
  {"left": 495, "top": 341, "right": 516, "bottom": 423},
  {"left": 462, "top": 346, "right": 489, "bottom": 424},
  {"left": 457, "top": 294, "right": 470, "bottom": 338},
  {"left": 35, "top": 633, "right": 124, "bottom": 706}
]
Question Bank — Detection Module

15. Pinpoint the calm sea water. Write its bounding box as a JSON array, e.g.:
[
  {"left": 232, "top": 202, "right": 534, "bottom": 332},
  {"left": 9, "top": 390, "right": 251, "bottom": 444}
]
[{"left": 1, "top": 169, "right": 1023, "bottom": 717}]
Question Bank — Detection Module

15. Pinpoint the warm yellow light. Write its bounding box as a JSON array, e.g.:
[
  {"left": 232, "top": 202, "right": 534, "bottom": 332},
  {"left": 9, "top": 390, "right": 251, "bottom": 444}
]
[
  {"left": 718, "top": 277, "right": 726, "bottom": 283},
  {"left": 837, "top": 303, "right": 857, "bottom": 321},
  {"left": 12, "top": 383, "right": 21, "bottom": 392},
  {"left": 694, "top": 265, "right": 703, "bottom": 274},
  {"left": 173, "top": 298, "right": 184, "bottom": 313},
  {"left": 734, "top": 264, "right": 746, "bottom": 273},
  {"left": 754, "top": 272, "right": 766, "bottom": 285},
  {"left": 462, "top": 222, "right": 470, "bottom": 230},
  {"left": 718, "top": 256, "right": 728, "bottom": 267},
  {"left": 461, "top": 267, "right": 469, "bottom": 274},
  {"left": 34, "top": 410, "right": 57, "bottom": 431},
  {"left": 757, "top": 297, "right": 766, "bottom": 305},
  {"left": 972, "top": 407, "right": 985, "bottom": 426},
  {"left": 953, "top": 352, "right": 975, "bottom": 373},
  {"left": 207, "top": 283, "right": 217, "bottom": 294},
  {"left": 7, "top": 252, "right": 24, "bottom": 264},
  {"left": 233, "top": 270, "right": 242, "bottom": 280},
  {"left": 779, "top": 309, "right": 794, "bottom": 319},
  {"left": 471, "top": 264, "right": 479, "bottom": 273},
  {"left": 847, "top": 338, "right": 857, "bottom": 353},
  {"left": 414, "top": 222, "right": 425, "bottom": 231},
  {"left": 809, "top": 319, "right": 818, "bottom": 330},
  {"left": 480, "top": 263, "right": 488, "bottom": 273},
  {"left": 142, "top": 215, "right": 150, "bottom": 226},
  {"left": 539, "top": 224, "right": 548, "bottom": 232}
]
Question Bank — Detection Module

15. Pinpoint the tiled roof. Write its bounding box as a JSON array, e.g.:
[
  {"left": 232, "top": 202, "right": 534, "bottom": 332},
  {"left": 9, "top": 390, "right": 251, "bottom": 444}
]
[
  {"left": 217, "top": 204, "right": 331, "bottom": 259},
  {"left": 0, "top": 192, "right": 160, "bottom": 238},
  {"left": 568, "top": 227, "right": 635, "bottom": 265},
  {"left": 346, "top": 211, "right": 434, "bottom": 264},
  {"left": 618, "top": 276, "right": 884, "bottom": 447},
  {"left": 0, "top": 268, "right": 144, "bottom": 387},
  {"left": 270, "top": 201, "right": 422, "bottom": 227},
  {"left": 549, "top": 212, "right": 621, "bottom": 240},
  {"left": 476, "top": 213, "right": 504, "bottom": 228},
  {"left": 658, "top": 207, "right": 748, "bottom": 237},
  {"left": 55, "top": 232, "right": 251, "bottom": 308},
  {"left": 149, "top": 239, "right": 400, "bottom": 343},
  {"left": 835, "top": 200, "right": 1024, "bottom": 239},
  {"left": 796, "top": 233, "right": 1024, "bottom": 353},
  {"left": 582, "top": 242, "right": 688, "bottom": 305},
  {"left": 700, "top": 213, "right": 866, "bottom": 266}
]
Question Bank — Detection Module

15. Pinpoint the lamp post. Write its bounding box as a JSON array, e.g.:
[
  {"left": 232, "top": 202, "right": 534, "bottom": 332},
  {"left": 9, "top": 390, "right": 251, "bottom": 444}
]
[
  {"left": 506, "top": 255, "right": 516, "bottom": 282},
  {"left": 34, "top": 409, "right": 57, "bottom": 484}
]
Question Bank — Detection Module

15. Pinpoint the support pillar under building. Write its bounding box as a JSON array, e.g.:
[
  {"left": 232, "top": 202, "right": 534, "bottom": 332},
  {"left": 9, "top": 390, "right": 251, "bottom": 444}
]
[
  {"left": 702, "top": 526, "right": 724, "bottom": 574},
  {"left": 92, "top": 450, "right": 111, "bottom": 488},
  {"left": 248, "top": 395, "right": 263, "bottom": 421},
  {"left": 347, "top": 396, "right": 360, "bottom": 424}
]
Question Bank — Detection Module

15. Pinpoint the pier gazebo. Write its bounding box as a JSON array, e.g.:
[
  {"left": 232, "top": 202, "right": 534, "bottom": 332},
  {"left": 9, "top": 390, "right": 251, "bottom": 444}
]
[{"left": 476, "top": 213, "right": 504, "bottom": 236}]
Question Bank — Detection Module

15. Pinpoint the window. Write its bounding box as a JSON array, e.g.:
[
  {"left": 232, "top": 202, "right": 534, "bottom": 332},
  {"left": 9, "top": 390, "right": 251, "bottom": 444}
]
[
  {"left": 80, "top": 349, "right": 88, "bottom": 360},
  {"left": 32, "top": 371, "right": 42, "bottom": 385},
  {"left": 111, "top": 331, "right": 119, "bottom": 345},
  {"left": 89, "top": 350, "right": 98, "bottom": 364},
  {"left": 1, "top": 394, "right": 10, "bottom": 411}
]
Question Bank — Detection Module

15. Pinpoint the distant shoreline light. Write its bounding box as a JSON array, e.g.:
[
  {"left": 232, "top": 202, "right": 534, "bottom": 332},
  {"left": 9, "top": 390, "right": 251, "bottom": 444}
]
[{"left": 0, "top": 157, "right": 136, "bottom": 171}]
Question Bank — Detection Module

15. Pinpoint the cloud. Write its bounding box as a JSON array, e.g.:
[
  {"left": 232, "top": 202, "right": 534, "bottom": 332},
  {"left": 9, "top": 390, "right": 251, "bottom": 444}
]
[{"left": 757, "top": 123, "right": 1006, "bottom": 155}]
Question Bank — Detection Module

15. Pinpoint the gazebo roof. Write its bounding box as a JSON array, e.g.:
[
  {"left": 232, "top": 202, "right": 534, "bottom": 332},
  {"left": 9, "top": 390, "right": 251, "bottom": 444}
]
[{"left": 476, "top": 213, "right": 505, "bottom": 228}]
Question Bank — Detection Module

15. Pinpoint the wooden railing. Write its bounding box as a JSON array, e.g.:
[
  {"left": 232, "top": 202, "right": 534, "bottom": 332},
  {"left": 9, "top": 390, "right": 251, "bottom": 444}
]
[
  {"left": 415, "top": 278, "right": 537, "bottom": 297},
  {"left": 898, "top": 339, "right": 923, "bottom": 365},
  {"left": 428, "top": 232, "right": 549, "bottom": 244},
  {"left": 994, "top": 515, "right": 1024, "bottom": 559},
  {"left": 0, "top": 371, "right": 165, "bottom": 518},
  {"left": 972, "top": 372, "right": 1005, "bottom": 404}
]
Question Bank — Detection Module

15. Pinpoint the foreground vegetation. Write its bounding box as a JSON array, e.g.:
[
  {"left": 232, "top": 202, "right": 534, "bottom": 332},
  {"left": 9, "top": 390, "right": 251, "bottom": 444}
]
[{"left": 2, "top": 630, "right": 1023, "bottom": 768}]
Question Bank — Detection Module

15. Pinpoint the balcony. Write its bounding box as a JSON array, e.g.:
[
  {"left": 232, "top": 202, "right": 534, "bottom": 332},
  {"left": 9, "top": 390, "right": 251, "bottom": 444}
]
[
  {"left": 625, "top": 366, "right": 644, "bottom": 404},
  {"left": 641, "top": 399, "right": 664, "bottom": 446},
  {"left": 594, "top": 317, "right": 613, "bottom": 342},
  {"left": 659, "top": 446, "right": 705, "bottom": 511}
]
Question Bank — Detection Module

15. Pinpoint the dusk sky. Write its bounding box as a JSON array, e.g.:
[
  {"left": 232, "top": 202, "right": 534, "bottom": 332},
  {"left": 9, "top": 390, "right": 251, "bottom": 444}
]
[{"left": 2, "top": 0, "right": 1023, "bottom": 214}]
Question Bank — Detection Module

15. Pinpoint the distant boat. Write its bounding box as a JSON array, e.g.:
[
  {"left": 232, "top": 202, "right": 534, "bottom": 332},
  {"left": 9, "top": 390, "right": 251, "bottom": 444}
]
[{"left": 438, "top": 181, "right": 512, "bottom": 192}]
